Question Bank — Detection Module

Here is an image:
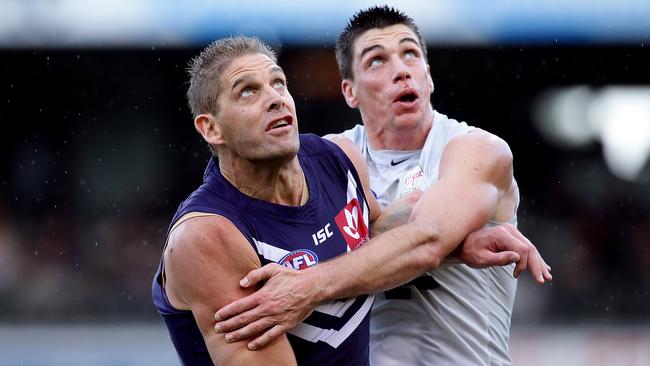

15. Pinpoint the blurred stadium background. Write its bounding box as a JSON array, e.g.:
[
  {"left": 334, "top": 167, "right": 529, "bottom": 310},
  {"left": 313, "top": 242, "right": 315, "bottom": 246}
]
[{"left": 1, "top": 1, "right": 650, "bottom": 365}]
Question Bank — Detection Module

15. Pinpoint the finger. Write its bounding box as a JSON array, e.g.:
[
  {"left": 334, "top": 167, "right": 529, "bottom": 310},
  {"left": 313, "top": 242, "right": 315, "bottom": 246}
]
[
  {"left": 479, "top": 251, "right": 520, "bottom": 267},
  {"left": 544, "top": 271, "right": 553, "bottom": 281},
  {"left": 527, "top": 248, "right": 545, "bottom": 284},
  {"left": 216, "top": 307, "right": 264, "bottom": 333},
  {"left": 248, "top": 324, "right": 289, "bottom": 351},
  {"left": 503, "top": 226, "right": 548, "bottom": 283},
  {"left": 502, "top": 226, "right": 534, "bottom": 279},
  {"left": 512, "top": 232, "right": 550, "bottom": 285},
  {"left": 215, "top": 293, "right": 262, "bottom": 322},
  {"left": 540, "top": 257, "right": 553, "bottom": 281},
  {"left": 240, "top": 264, "right": 282, "bottom": 288},
  {"left": 541, "top": 262, "right": 551, "bottom": 281},
  {"left": 486, "top": 227, "right": 528, "bottom": 277},
  {"left": 539, "top": 255, "right": 553, "bottom": 282},
  {"left": 541, "top": 257, "right": 552, "bottom": 272},
  {"left": 513, "top": 242, "right": 529, "bottom": 279},
  {"left": 223, "top": 317, "right": 274, "bottom": 343}
]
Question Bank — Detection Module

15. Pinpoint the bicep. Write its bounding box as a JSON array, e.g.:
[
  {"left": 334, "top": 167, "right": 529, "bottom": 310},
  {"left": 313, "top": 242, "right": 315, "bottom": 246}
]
[
  {"left": 410, "top": 176, "right": 497, "bottom": 242},
  {"left": 409, "top": 133, "right": 511, "bottom": 249},
  {"left": 164, "top": 216, "right": 296, "bottom": 365}
]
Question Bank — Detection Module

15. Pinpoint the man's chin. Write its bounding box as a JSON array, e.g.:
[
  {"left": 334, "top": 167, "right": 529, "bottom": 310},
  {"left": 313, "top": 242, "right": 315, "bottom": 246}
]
[
  {"left": 251, "top": 141, "right": 300, "bottom": 164},
  {"left": 391, "top": 106, "right": 431, "bottom": 128},
  {"left": 391, "top": 114, "right": 424, "bottom": 130}
]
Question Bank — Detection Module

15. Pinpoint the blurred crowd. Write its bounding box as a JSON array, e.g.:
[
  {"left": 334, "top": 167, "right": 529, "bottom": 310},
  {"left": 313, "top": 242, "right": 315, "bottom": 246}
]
[{"left": 1, "top": 45, "right": 648, "bottom": 325}]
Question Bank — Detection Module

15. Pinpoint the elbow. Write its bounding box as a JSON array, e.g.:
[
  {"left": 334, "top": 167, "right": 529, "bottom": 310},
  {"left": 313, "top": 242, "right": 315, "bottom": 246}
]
[
  {"left": 408, "top": 221, "right": 444, "bottom": 271},
  {"left": 419, "top": 245, "right": 443, "bottom": 271}
]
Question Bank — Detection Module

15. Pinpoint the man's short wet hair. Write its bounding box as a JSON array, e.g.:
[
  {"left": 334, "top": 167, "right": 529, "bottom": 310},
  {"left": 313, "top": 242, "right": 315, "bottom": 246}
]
[
  {"left": 335, "top": 5, "right": 427, "bottom": 80},
  {"left": 186, "top": 36, "right": 277, "bottom": 117}
]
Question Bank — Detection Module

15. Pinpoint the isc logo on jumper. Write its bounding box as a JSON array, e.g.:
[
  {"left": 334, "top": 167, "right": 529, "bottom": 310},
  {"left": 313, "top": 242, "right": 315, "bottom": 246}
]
[
  {"left": 279, "top": 249, "right": 319, "bottom": 270},
  {"left": 312, "top": 223, "right": 333, "bottom": 246},
  {"left": 335, "top": 198, "right": 369, "bottom": 251}
]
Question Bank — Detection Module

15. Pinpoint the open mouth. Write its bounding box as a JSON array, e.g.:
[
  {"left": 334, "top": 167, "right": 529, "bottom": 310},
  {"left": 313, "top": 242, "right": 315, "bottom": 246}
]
[
  {"left": 394, "top": 89, "right": 419, "bottom": 104},
  {"left": 266, "top": 116, "right": 293, "bottom": 131}
]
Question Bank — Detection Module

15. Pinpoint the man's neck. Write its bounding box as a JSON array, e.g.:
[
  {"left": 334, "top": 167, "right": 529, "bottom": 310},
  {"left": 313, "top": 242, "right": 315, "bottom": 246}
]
[
  {"left": 219, "top": 155, "right": 306, "bottom": 206},
  {"left": 365, "top": 107, "right": 435, "bottom": 151}
]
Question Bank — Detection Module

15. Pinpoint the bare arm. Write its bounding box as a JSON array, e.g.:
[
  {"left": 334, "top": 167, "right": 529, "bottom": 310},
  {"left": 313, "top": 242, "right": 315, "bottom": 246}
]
[
  {"left": 331, "top": 132, "right": 548, "bottom": 283},
  {"left": 308, "top": 131, "right": 518, "bottom": 297},
  {"left": 214, "top": 132, "right": 550, "bottom": 349},
  {"left": 369, "top": 190, "right": 534, "bottom": 271},
  {"left": 164, "top": 215, "right": 296, "bottom": 364},
  {"left": 369, "top": 189, "right": 422, "bottom": 236}
]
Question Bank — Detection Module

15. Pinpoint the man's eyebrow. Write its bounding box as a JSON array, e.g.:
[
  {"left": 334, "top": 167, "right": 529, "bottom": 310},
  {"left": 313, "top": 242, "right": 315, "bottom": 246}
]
[
  {"left": 399, "top": 37, "right": 421, "bottom": 48},
  {"left": 231, "top": 66, "right": 285, "bottom": 90},
  {"left": 359, "top": 44, "right": 384, "bottom": 60},
  {"left": 232, "top": 74, "right": 255, "bottom": 91},
  {"left": 270, "top": 66, "right": 285, "bottom": 76}
]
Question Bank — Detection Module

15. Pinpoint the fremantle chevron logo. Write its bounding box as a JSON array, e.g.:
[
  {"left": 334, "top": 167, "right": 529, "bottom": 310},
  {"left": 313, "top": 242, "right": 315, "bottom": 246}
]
[
  {"left": 279, "top": 249, "right": 319, "bottom": 270},
  {"left": 335, "top": 198, "right": 369, "bottom": 251},
  {"left": 343, "top": 206, "right": 360, "bottom": 239}
]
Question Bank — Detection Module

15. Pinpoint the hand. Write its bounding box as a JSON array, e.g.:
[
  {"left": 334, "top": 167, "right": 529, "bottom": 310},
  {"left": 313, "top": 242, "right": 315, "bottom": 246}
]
[
  {"left": 214, "top": 263, "right": 319, "bottom": 350},
  {"left": 458, "top": 223, "right": 552, "bottom": 284}
]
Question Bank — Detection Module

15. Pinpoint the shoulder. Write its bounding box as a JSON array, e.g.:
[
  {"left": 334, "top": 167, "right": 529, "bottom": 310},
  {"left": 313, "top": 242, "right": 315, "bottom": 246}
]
[
  {"left": 166, "top": 215, "right": 255, "bottom": 266},
  {"left": 299, "top": 133, "right": 341, "bottom": 156},
  {"left": 298, "top": 133, "right": 356, "bottom": 169},
  {"left": 428, "top": 111, "right": 476, "bottom": 144},
  {"left": 440, "top": 129, "right": 513, "bottom": 186},
  {"left": 163, "top": 214, "right": 260, "bottom": 308},
  {"left": 444, "top": 129, "right": 512, "bottom": 163},
  {"left": 324, "top": 124, "right": 365, "bottom": 145},
  {"left": 326, "top": 136, "right": 364, "bottom": 168},
  {"left": 174, "top": 158, "right": 242, "bottom": 217}
]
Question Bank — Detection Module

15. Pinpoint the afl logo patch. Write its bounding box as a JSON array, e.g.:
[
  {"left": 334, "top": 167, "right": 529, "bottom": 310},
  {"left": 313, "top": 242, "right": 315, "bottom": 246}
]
[{"left": 279, "top": 249, "right": 319, "bottom": 270}]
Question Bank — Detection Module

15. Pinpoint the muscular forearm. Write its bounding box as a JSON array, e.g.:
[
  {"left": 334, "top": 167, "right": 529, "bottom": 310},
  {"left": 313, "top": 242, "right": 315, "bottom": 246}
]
[
  {"left": 369, "top": 190, "right": 421, "bottom": 237},
  {"left": 310, "top": 221, "right": 452, "bottom": 302},
  {"left": 369, "top": 205, "right": 412, "bottom": 237},
  {"left": 309, "top": 182, "right": 495, "bottom": 302}
]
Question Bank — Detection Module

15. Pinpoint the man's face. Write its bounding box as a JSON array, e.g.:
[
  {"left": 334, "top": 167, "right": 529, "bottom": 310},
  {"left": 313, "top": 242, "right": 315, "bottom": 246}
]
[
  {"left": 214, "top": 53, "right": 299, "bottom": 162},
  {"left": 345, "top": 24, "right": 434, "bottom": 133}
]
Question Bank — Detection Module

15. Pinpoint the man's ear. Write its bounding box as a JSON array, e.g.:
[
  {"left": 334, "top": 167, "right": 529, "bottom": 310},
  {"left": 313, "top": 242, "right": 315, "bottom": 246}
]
[
  {"left": 194, "top": 113, "right": 224, "bottom": 146},
  {"left": 341, "top": 79, "right": 359, "bottom": 108}
]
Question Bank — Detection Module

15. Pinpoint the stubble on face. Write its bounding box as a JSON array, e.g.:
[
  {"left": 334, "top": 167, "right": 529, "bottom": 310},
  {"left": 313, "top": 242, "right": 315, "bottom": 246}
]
[{"left": 214, "top": 53, "right": 300, "bottom": 164}]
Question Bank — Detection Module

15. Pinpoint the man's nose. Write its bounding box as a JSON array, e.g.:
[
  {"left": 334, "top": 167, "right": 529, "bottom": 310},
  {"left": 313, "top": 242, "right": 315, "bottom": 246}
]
[
  {"left": 392, "top": 57, "right": 411, "bottom": 83},
  {"left": 266, "top": 86, "right": 284, "bottom": 111}
]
